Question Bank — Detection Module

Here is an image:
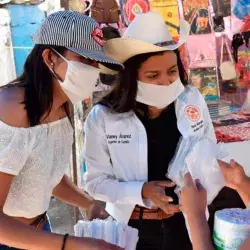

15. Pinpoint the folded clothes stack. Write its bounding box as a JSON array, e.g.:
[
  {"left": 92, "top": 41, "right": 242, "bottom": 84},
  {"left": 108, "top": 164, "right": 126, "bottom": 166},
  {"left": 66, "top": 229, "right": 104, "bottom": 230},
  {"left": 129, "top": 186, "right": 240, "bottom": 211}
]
[
  {"left": 213, "top": 208, "right": 250, "bottom": 250},
  {"left": 74, "top": 217, "right": 139, "bottom": 250},
  {"left": 207, "top": 100, "right": 232, "bottom": 120}
]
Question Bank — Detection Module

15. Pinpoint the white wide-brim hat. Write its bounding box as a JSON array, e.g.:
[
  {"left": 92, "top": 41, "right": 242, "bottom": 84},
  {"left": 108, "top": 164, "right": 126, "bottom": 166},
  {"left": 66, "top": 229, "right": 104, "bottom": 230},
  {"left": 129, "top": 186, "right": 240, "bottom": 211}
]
[{"left": 100, "top": 11, "right": 190, "bottom": 74}]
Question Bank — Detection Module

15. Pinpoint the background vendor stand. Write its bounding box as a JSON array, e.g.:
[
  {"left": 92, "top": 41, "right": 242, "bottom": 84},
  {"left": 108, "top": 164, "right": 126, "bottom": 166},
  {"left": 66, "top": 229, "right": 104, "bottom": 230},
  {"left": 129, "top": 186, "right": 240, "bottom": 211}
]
[{"left": 213, "top": 110, "right": 250, "bottom": 176}]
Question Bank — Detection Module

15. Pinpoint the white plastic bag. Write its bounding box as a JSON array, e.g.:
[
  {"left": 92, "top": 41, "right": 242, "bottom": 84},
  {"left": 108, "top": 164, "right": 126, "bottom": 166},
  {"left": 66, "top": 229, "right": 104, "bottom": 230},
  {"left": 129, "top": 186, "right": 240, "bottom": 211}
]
[
  {"left": 168, "top": 137, "right": 227, "bottom": 204},
  {"left": 185, "top": 138, "right": 226, "bottom": 204},
  {"left": 167, "top": 137, "right": 228, "bottom": 240}
]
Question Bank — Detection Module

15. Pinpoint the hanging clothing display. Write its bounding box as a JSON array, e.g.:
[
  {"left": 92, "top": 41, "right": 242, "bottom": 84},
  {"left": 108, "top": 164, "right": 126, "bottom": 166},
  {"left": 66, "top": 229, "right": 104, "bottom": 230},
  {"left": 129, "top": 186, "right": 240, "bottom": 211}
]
[
  {"left": 182, "top": 0, "right": 211, "bottom": 35},
  {"left": 212, "top": 0, "right": 231, "bottom": 17},
  {"left": 149, "top": 0, "right": 180, "bottom": 38},
  {"left": 119, "top": 0, "right": 149, "bottom": 26},
  {"left": 232, "top": 33, "right": 244, "bottom": 63},
  {"left": 220, "top": 36, "right": 237, "bottom": 81}
]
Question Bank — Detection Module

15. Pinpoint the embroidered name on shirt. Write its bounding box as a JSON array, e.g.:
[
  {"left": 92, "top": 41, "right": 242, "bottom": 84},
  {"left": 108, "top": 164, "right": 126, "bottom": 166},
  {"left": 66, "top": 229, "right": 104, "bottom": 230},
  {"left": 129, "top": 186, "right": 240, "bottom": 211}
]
[
  {"left": 191, "top": 120, "right": 204, "bottom": 132},
  {"left": 107, "top": 133, "right": 132, "bottom": 144}
]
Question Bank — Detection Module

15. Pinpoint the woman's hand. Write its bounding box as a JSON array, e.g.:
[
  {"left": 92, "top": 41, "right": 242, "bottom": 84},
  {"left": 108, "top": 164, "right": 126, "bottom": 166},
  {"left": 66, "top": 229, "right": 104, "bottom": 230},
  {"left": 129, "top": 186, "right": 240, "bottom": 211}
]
[
  {"left": 218, "top": 159, "right": 249, "bottom": 191},
  {"left": 67, "top": 236, "right": 124, "bottom": 250},
  {"left": 86, "top": 200, "right": 110, "bottom": 221},
  {"left": 180, "top": 173, "right": 214, "bottom": 250},
  {"left": 218, "top": 159, "right": 250, "bottom": 207},
  {"left": 180, "top": 173, "right": 207, "bottom": 219},
  {"left": 142, "top": 181, "right": 180, "bottom": 215}
]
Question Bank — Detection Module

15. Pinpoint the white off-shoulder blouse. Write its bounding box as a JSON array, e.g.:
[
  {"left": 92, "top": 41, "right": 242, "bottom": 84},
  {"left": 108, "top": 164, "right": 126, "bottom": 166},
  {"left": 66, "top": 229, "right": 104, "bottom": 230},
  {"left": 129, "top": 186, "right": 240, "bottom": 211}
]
[{"left": 0, "top": 117, "right": 73, "bottom": 218}]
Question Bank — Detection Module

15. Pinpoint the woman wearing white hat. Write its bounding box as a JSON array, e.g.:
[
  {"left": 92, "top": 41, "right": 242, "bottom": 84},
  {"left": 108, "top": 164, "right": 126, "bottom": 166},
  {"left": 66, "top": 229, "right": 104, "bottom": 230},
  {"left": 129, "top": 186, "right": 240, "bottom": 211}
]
[
  {"left": 83, "top": 11, "right": 216, "bottom": 250},
  {"left": 0, "top": 11, "right": 123, "bottom": 250}
]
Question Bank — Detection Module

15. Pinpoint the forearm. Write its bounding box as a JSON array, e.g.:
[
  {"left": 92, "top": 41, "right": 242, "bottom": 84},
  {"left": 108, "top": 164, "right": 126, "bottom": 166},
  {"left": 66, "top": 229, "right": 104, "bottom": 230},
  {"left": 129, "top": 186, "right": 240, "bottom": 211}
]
[
  {"left": 188, "top": 214, "right": 214, "bottom": 250},
  {"left": 236, "top": 177, "right": 250, "bottom": 207},
  {"left": 86, "top": 177, "right": 148, "bottom": 206},
  {"left": 0, "top": 212, "right": 62, "bottom": 250},
  {"left": 240, "top": 237, "right": 250, "bottom": 250},
  {"left": 53, "top": 175, "right": 94, "bottom": 210}
]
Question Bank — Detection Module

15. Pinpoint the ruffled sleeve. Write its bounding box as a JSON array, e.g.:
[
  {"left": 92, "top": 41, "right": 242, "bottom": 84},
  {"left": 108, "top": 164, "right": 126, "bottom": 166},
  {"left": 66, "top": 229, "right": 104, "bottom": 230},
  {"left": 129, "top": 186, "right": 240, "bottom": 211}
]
[{"left": 0, "top": 122, "right": 35, "bottom": 176}]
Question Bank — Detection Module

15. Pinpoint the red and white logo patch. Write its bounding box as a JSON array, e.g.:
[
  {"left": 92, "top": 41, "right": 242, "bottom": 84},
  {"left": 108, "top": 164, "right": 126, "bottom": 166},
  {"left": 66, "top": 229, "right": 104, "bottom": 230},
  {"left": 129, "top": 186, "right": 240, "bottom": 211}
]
[
  {"left": 91, "top": 27, "right": 104, "bottom": 47},
  {"left": 185, "top": 105, "right": 200, "bottom": 122}
]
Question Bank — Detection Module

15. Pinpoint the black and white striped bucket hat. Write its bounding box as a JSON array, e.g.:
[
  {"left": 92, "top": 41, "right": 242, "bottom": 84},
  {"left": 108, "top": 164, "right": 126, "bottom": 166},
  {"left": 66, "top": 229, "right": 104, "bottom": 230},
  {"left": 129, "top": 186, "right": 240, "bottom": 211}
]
[{"left": 33, "top": 11, "right": 123, "bottom": 70}]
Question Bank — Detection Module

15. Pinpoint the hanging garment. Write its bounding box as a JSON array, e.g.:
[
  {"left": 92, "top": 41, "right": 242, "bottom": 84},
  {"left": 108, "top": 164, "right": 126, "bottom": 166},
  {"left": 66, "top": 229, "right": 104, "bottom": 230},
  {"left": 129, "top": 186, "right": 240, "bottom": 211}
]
[
  {"left": 220, "top": 36, "right": 237, "bottom": 81},
  {"left": 231, "top": 33, "right": 244, "bottom": 62},
  {"left": 149, "top": 0, "right": 180, "bottom": 38},
  {"left": 119, "top": 0, "right": 149, "bottom": 26},
  {"left": 182, "top": 0, "right": 211, "bottom": 34},
  {"left": 90, "top": 0, "right": 120, "bottom": 24},
  {"left": 212, "top": 0, "right": 231, "bottom": 17}
]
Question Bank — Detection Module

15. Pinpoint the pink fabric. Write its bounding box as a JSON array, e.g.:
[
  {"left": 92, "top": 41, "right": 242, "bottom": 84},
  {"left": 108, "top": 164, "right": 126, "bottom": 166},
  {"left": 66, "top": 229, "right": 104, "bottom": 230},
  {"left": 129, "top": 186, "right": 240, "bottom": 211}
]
[
  {"left": 215, "top": 124, "right": 250, "bottom": 142},
  {"left": 214, "top": 110, "right": 250, "bottom": 142},
  {"left": 187, "top": 34, "right": 217, "bottom": 68}
]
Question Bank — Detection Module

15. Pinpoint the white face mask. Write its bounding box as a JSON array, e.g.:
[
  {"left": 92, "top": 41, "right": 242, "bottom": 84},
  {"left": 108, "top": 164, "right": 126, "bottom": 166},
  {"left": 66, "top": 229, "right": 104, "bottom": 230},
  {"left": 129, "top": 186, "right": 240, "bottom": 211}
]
[
  {"left": 51, "top": 50, "right": 100, "bottom": 104},
  {"left": 136, "top": 77, "right": 185, "bottom": 108}
]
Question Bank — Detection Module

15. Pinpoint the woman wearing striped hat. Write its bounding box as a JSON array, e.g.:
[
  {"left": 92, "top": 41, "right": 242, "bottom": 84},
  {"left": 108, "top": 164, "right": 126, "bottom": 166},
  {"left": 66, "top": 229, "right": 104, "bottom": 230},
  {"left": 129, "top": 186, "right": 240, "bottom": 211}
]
[{"left": 0, "top": 11, "right": 122, "bottom": 250}]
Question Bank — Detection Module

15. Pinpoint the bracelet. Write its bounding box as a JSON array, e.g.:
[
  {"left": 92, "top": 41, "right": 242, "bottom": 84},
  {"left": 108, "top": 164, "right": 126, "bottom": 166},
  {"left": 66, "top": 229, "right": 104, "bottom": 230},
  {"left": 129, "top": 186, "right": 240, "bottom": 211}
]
[{"left": 62, "top": 234, "right": 69, "bottom": 250}]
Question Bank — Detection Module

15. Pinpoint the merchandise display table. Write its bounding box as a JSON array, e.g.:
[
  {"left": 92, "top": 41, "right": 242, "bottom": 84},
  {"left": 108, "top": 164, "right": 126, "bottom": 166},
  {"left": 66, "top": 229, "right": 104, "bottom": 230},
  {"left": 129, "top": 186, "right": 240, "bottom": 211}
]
[{"left": 213, "top": 110, "right": 250, "bottom": 175}]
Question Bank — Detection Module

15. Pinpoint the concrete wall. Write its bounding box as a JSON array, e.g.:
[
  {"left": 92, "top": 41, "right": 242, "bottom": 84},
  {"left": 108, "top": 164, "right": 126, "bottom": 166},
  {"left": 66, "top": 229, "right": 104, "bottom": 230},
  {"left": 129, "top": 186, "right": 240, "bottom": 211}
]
[
  {"left": 0, "top": 1, "right": 63, "bottom": 85},
  {"left": 0, "top": 8, "right": 16, "bottom": 86}
]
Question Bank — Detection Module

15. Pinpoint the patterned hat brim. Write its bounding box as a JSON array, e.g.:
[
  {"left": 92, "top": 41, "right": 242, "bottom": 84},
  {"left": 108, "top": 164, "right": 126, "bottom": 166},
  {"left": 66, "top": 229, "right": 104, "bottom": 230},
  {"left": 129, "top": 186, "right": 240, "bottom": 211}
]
[{"left": 67, "top": 47, "right": 124, "bottom": 71}]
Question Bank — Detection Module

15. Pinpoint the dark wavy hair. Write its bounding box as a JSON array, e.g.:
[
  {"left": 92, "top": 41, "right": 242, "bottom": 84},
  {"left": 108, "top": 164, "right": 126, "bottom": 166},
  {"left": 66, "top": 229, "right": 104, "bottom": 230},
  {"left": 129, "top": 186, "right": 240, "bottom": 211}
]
[
  {"left": 99, "top": 49, "right": 188, "bottom": 115},
  {"left": 1, "top": 45, "right": 72, "bottom": 127}
]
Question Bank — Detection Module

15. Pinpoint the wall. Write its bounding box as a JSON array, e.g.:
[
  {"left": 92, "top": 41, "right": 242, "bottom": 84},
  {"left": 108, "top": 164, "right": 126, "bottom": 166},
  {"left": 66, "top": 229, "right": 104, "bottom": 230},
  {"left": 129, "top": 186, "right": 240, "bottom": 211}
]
[
  {"left": 0, "top": 8, "right": 16, "bottom": 86},
  {"left": 0, "top": 1, "right": 62, "bottom": 83},
  {"left": 8, "top": 4, "right": 45, "bottom": 77}
]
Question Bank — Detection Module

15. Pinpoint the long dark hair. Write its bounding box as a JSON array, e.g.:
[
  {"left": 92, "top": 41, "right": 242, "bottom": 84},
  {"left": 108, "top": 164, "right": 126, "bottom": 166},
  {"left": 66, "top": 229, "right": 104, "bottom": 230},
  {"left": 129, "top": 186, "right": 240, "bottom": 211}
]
[
  {"left": 1, "top": 45, "right": 71, "bottom": 127},
  {"left": 99, "top": 49, "right": 188, "bottom": 115}
]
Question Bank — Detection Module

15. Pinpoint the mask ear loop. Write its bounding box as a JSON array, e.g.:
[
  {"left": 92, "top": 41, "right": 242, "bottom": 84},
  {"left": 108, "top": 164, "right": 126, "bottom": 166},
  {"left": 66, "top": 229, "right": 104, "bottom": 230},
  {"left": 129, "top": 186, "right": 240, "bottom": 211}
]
[
  {"left": 49, "top": 48, "right": 68, "bottom": 82},
  {"left": 50, "top": 47, "right": 68, "bottom": 62}
]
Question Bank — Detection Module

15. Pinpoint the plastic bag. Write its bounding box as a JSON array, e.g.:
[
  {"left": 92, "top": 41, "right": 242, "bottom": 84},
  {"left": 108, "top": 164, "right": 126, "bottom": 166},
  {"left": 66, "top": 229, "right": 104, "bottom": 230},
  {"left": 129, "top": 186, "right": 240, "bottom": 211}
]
[
  {"left": 167, "top": 137, "right": 228, "bottom": 241},
  {"left": 186, "top": 138, "right": 226, "bottom": 203},
  {"left": 168, "top": 137, "right": 227, "bottom": 204}
]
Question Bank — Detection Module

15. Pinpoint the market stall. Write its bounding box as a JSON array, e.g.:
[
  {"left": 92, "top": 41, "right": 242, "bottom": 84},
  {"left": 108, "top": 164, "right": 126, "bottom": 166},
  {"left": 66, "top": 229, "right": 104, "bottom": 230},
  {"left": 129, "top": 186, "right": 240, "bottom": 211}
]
[
  {"left": 73, "top": 0, "right": 250, "bottom": 189},
  {"left": 213, "top": 110, "right": 250, "bottom": 175}
]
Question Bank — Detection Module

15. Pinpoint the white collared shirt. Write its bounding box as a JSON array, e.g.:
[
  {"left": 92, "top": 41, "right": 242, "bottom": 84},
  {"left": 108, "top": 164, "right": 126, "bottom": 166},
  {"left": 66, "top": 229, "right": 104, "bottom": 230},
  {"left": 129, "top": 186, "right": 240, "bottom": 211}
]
[{"left": 83, "top": 86, "right": 216, "bottom": 223}]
